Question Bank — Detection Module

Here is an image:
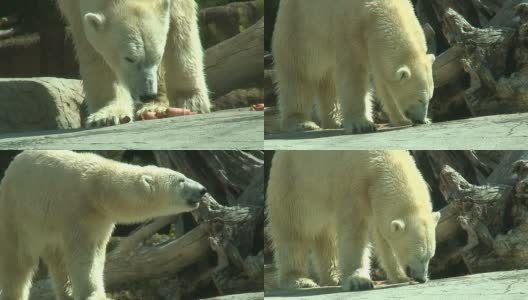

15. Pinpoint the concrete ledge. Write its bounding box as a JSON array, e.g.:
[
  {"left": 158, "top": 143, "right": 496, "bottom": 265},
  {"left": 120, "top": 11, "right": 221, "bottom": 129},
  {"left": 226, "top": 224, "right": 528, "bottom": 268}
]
[
  {"left": 265, "top": 269, "right": 528, "bottom": 299},
  {"left": 265, "top": 113, "right": 528, "bottom": 150},
  {"left": 203, "top": 292, "right": 264, "bottom": 300},
  {"left": 0, "top": 109, "right": 263, "bottom": 150}
]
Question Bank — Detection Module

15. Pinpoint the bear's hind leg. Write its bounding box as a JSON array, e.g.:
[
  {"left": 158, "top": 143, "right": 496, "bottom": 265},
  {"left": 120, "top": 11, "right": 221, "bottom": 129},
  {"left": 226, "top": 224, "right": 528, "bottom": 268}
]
[
  {"left": 277, "top": 77, "right": 320, "bottom": 132},
  {"left": 64, "top": 241, "right": 108, "bottom": 300},
  {"left": 335, "top": 47, "right": 376, "bottom": 134},
  {"left": 315, "top": 73, "right": 341, "bottom": 130},
  {"left": 0, "top": 254, "right": 38, "bottom": 300},
  {"left": 42, "top": 249, "right": 73, "bottom": 300},
  {"left": 274, "top": 237, "right": 318, "bottom": 289},
  {"left": 371, "top": 228, "right": 409, "bottom": 283},
  {"left": 312, "top": 230, "right": 339, "bottom": 286},
  {"left": 337, "top": 218, "right": 374, "bottom": 291}
]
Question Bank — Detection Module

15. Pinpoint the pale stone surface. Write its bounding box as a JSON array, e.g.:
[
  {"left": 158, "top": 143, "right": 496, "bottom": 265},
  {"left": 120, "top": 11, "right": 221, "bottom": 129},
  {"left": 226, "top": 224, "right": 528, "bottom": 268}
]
[
  {"left": 265, "top": 270, "right": 528, "bottom": 300},
  {"left": 265, "top": 113, "right": 528, "bottom": 150},
  {"left": 0, "top": 78, "right": 84, "bottom": 133},
  {"left": 0, "top": 109, "right": 263, "bottom": 150}
]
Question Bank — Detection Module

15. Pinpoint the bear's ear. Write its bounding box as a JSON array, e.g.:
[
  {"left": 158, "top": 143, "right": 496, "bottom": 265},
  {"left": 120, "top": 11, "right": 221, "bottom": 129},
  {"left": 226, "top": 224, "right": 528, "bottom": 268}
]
[
  {"left": 432, "top": 211, "right": 441, "bottom": 225},
  {"left": 396, "top": 66, "right": 412, "bottom": 82},
  {"left": 141, "top": 175, "right": 154, "bottom": 191},
  {"left": 390, "top": 219, "right": 406, "bottom": 234},
  {"left": 428, "top": 54, "right": 436, "bottom": 64},
  {"left": 84, "top": 13, "right": 106, "bottom": 32}
]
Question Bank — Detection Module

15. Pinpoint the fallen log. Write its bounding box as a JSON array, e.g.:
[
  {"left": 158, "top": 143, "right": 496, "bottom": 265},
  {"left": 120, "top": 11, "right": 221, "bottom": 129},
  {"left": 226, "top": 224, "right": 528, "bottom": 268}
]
[{"left": 205, "top": 18, "right": 264, "bottom": 98}]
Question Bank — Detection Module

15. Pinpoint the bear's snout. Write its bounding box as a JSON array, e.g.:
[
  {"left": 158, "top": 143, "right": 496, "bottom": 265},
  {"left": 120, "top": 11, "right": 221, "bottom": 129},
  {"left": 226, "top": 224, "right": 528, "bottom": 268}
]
[
  {"left": 405, "top": 264, "right": 428, "bottom": 283},
  {"left": 405, "top": 103, "right": 429, "bottom": 124},
  {"left": 183, "top": 179, "right": 207, "bottom": 207}
]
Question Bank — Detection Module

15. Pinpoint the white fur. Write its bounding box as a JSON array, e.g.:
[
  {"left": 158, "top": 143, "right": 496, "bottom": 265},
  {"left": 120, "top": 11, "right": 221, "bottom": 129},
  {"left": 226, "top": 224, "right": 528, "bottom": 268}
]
[
  {"left": 0, "top": 150, "right": 205, "bottom": 300},
  {"left": 272, "top": 0, "right": 435, "bottom": 133},
  {"left": 56, "top": 0, "right": 211, "bottom": 127},
  {"left": 266, "top": 150, "right": 440, "bottom": 291}
]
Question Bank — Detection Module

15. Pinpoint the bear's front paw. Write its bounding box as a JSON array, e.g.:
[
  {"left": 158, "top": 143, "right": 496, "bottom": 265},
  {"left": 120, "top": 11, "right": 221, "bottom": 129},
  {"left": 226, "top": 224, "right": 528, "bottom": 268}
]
[
  {"left": 280, "top": 277, "right": 319, "bottom": 289},
  {"left": 283, "top": 120, "right": 321, "bottom": 132},
  {"left": 341, "top": 274, "right": 374, "bottom": 291},
  {"left": 343, "top": 118, "right": 376, "bottom": 134},
  {"left": 86, "top": 292, "right": 112, "bottom": 300},
  {"left": 135, "top": 102, "right": 170, "bottom": 120},
  {"left": 387, "top": 274, "right": 410, "bottom": 284},
  {"left": 86, "top": 104, "right": 134, "bottom": 128},
  {"left": 391, "top": 117, "right": 413, "bottom": 127}
]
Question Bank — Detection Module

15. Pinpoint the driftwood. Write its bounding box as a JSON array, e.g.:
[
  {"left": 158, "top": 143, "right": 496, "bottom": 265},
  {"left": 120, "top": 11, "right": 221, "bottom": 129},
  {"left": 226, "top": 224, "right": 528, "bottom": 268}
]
[
  {"left": 154, "top": 150, "right": 264, "bottom": 206},
  {"left": 199, "top": 0, "right": 261, "bottom": 48},
  {"left": 409, "top": 150, "right": 528, "bottom": 278},
  {"left": 28, "top": 150, "right": 264, "bottom": 300},
  {"left": 205, "top": 17, "right": 264, "bottom": 99}
]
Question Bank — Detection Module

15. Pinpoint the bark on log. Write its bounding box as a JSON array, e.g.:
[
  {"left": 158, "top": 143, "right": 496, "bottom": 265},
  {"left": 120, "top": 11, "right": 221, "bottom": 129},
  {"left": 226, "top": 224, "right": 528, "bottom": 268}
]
[
  {"left": 205, "top": 18, "right": 264, "bottom": 98},
  {"left": 191, "top": 195, "right": 265, "bottom": 295},
  {"left": 431, "top": 156, "right": 528, "bottom": 276},
  {"left": 199, "top": 1, "right": 261, "bottom": 49},
  {"left": 154, "top": 151, "right": 264, "bottom": 206}
]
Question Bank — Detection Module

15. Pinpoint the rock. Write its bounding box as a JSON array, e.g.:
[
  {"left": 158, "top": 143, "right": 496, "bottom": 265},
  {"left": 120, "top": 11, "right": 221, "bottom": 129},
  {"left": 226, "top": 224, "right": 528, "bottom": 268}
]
[
  {"left": 265, "top": 269, "right": 528, "bottom": 300},
  {"left": 0, "top": 77, "right": 84, "bottom": 134},
  {"left": 265, "top": 113, "right": 528, "bottom": 150},
  {"left": 0, "top": 109, "right": 263, "bottom": 150},
  {"left": 203, "top": 292, "right": 264, "bottom": 300}
]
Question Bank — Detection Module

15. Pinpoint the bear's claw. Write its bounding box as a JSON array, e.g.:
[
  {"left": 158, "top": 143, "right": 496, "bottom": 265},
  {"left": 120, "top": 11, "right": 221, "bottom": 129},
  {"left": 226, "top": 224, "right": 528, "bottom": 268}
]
[
  {"left": 343, "top": 119, "right": 377, "bottom": 134},
  {"left": 342, "top": 274, "right": 374, "bottom": 291},
  {"left": 284, "top": 120, "right": 321, "bottom": 132},
  {"left": 86, "top": 104, "right": 134, "bottom": 128},
  {"left": 135, "top": 102, "right": 170, "bottom": 120},
  {"left": 281, "top": 277, "right": 319, "bottom": 289}
]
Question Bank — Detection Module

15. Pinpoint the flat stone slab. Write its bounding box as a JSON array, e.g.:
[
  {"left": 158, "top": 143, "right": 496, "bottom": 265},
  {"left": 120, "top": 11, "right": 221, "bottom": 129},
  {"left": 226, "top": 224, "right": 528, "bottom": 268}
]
[
  {"left": 0, "top": 109, "right": 263, "bottom": 150},
  {"left": 265, "top": 269, "right": 528, "bottom": 300},
  {"left": 203, "top": 292, "right": 264, "bottom": 300},
  {"left": 265, "top": 113, "right": 528, "bottom": 150}
]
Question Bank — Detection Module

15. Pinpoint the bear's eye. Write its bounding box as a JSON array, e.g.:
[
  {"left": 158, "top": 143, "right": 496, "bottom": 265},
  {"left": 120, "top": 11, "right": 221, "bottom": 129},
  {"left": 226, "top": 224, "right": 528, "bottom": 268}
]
[
  {"left": 178, "top": 179, "right": 185, "bottom": 184},
  {"left": 125, "top": 57, "right": 135, "bottom": 63}
]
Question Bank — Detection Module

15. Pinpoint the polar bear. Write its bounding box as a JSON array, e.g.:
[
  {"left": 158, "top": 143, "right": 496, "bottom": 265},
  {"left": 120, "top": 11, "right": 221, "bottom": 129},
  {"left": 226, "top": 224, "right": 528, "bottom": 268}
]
[
  {"left": 55, "top": 0, "right": 211, "bottom": 127},
  {"left": 266, "top": 150, "right": 440, "bottom": 291},
  {"left": 0, "top": 150, "right": 207, "bottom": 300},
  {"left": 272, "top": 0, "right": 435, "bottom": 133}
]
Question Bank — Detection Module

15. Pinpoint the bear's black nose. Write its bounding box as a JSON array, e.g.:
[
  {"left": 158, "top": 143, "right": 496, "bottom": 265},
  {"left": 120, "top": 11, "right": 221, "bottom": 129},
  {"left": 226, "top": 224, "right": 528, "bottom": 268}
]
[
  {"left": 199, "top": 188, "right": 207, "bottom": 197},
  {"left": 140, "top": 94, "right": 158, "bottom": 102}
]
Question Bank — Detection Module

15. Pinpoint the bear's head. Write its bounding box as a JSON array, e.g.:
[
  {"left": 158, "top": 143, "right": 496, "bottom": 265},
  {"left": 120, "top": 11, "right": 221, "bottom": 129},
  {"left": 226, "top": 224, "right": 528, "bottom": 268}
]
[
  {"left": 372, "top": 53, "right": 435, "bottom": 125},
  {"left": 385, "top": 211, "right": 440, "bottom": 283},
  {"left": 82, "top": 0, "right": 171, "bottom": 101},
  {"left": 139, "top": 166, "right": 207, "bottom": 214}
]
